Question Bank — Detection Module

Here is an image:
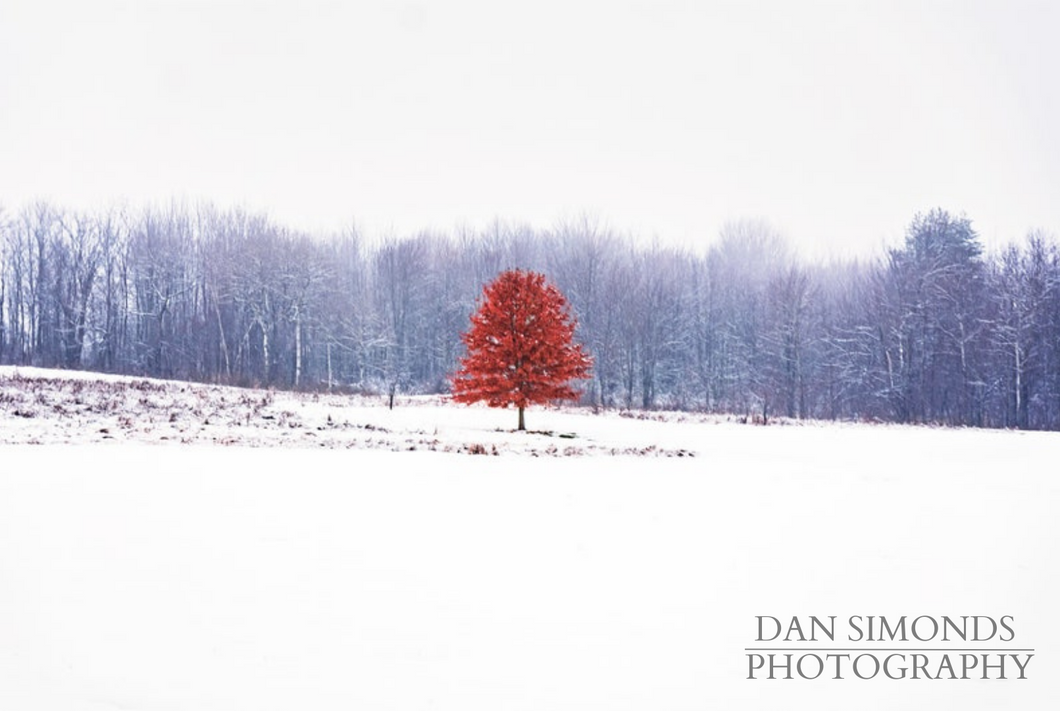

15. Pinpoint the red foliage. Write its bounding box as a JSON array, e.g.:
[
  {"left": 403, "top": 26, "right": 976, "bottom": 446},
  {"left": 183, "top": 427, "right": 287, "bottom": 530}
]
[{"left": 451, "top": 270, "right": 592, "bottom": 428}]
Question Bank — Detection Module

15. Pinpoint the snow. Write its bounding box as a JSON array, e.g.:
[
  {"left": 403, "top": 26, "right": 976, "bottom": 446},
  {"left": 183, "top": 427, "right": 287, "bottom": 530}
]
[
  {"left": 0, "top": 366, "right": 699, "bottom": 455},
  {"left": 1, "top": 366, "right": 1058, "bottom": 709}
]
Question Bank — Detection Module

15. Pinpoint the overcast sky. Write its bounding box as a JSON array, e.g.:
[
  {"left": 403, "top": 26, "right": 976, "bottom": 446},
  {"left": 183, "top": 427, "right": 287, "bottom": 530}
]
[{"left": 1, "top": 0, "right": 1057, "bottom": 257}]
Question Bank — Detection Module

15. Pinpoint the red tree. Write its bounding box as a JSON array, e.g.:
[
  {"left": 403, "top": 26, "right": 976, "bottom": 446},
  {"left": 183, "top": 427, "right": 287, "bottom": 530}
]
[{"left": 451, "top": 269, "right": 592, "bottom": 430}]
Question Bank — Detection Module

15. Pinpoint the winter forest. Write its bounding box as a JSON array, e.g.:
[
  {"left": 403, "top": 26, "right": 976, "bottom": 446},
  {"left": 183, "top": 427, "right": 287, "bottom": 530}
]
[{"left": 1, "top": 200, "right": 1058, "bottom": 431}]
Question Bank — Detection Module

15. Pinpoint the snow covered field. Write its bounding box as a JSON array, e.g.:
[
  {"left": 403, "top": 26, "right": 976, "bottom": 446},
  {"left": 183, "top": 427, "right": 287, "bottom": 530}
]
[{"left": 2, "top": 367, "right": 1058, "bottom": 710}]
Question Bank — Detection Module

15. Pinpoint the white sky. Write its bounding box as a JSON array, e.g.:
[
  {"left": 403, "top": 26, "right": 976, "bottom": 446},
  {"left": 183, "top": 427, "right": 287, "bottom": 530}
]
[{"left": 1, "top": 0, "right": 1058, "bottom": 257}]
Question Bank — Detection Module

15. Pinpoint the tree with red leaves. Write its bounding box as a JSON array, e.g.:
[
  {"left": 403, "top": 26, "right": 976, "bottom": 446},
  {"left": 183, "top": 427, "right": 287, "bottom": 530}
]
[{"left": 451, "top": 269, "right": 592, "bottom": 431}]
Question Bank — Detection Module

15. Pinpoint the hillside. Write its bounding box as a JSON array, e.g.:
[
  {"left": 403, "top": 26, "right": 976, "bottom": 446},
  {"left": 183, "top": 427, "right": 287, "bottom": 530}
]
[{"left": 0, "top": 366, "right": 712, "bottom": 455}]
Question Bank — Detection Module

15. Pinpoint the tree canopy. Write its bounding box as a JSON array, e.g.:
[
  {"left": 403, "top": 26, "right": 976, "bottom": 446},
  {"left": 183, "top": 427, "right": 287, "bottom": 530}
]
[{"left": 450, "top": 270, "right": 592, "bottom": 430}]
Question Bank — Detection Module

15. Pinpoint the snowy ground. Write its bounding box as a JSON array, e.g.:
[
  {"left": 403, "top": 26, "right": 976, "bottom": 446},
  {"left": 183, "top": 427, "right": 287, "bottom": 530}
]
[
  {"left": 1, "top": 367, "right": 1058, "bottom": 710},
  {"left": 0, "top": 366, "right": 700, "bottom": 456}
]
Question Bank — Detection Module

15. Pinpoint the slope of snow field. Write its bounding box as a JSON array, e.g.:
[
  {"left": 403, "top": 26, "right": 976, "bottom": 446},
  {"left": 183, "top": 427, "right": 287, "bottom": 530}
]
[{"left": 1, "top": 366, "right": 1058, "bottom": 710}]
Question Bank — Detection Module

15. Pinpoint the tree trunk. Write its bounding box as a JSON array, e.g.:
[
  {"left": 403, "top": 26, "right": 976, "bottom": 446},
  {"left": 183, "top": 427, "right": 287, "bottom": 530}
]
[
  {"left": 294, "top": 310, "right": 302, "bottom": 388},
  {"left": 262, "top": 324, "right": 269, "bottom": 383},
  {"left": 518, "top": 406, "right": 525, "bottom": 431}
]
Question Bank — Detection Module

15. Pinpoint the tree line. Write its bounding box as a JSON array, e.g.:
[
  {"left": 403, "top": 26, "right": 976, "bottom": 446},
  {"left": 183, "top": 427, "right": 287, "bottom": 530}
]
[{"left": 1, "top": 201, "right": 1058, "bottom": 430}]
